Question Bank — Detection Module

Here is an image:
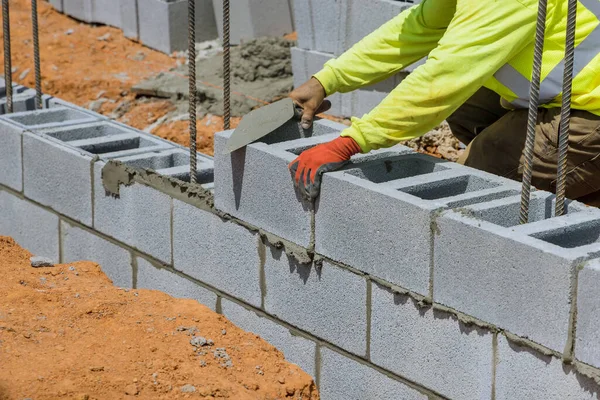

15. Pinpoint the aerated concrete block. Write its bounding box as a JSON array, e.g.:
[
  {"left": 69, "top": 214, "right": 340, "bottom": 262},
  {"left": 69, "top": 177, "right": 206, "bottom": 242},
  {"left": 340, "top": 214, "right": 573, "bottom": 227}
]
[
  {"left": 317, "top": 160, "right": 520, "bottom": 295},
  {"left": 221, "top": 299, "right": 316, "bottom": 376},
  {"left": 370, "top": 283, "right": 494, "bottom": 400},
  {"left": 0, "top": 190, "right": 59, "bottom": 260},
  {"left": 496, "top": 335, "right": 599, "bottom": 399},
  {"left": 319, "top": 347, "right": 427, "bottom": 400},
  {"left": 435, "top": 195, "right": 600, "bottom": 353},
  {"left": 93, "top": 161, "right": 172, "bottom": 263},
  {"left": 576, "top": 259, "right": 600, "bottom": 369},
  {"left": 172, "top": 199, "right": 262, "bottom": 307},
  {"left": 23, "top": 132, "right": 93, "bottom": 226},
  {"left": 264, "top": 247, "right": 368, "bottom": 356},
  {"left": 120, "top": 0, "right": 139, "bottom": 39},
  {"left": 92, "top": 0, "right": 122, "bottom": 27},
  {"left": 0, "top": 119, "right": 23, "bottom": 191},
  {"left": 136, "top": 257, "right": 218, "bottom": 310},
  {"left": 212, "top": 0, "right": 292, "bottom": 45},
  {"left": 63, "top": 0, "right": 93, "bottom": 22},
  {"left": 138, "top": 0, "right": 218, "bottom": 54},
  {"left": 61, "top": 220, "right": 133, "bottom": 288}
]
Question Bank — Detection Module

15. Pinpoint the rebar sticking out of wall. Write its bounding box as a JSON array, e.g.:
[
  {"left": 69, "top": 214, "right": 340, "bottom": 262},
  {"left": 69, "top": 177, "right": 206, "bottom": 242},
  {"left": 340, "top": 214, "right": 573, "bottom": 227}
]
[
  {"left": 555, "top": 0, "right": 577, "bottom": 217},
  {"left": 188, "top": 0, "right": 197, "bottom": 183},
  {"left": 223, "top": 0, "right": 231, "bottom": 130},
  {"left": 2, "top": 0, "right": 12, "bottom": 113},
  {"left": 31, "top": 0, "right": 42, "bottom": 109}
]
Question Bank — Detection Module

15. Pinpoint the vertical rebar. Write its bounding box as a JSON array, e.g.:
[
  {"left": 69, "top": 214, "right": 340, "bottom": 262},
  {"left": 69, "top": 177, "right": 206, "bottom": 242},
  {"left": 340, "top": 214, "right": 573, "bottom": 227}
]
[
  {"left": 520, "top": 0, "right": 548, "bottom": 224},
  {"left": 223, "top": 0, "right": 231, "bottom": 130},
  {"left": 31, "top": 0, "right": 42, "bottom": 109},
  {"left": 188, "top": 0, "right": 197, "bottom": 183},
  {"left": 555, "top": 0, "right": 577, "bottom": 216},
  {"left": 2, "top": 0, "right": 12, "bottom": 113}
]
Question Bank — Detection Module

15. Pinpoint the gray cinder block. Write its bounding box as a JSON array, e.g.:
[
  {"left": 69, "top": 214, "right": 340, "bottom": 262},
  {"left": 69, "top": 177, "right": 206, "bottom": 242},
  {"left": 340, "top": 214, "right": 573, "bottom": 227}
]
[
  {"left": 68, "top": 131, "right": 170, "bottom": 159},
  {"left": 23, "top": 132, "right": 94, "bottom": 226},
  {"left": 221, "top": 299, "right": 317, "bottom": 377},
  {"left": 92, "top": 0, "right": 122, "bottom": 27},
  {"left": 576, "top": 259, "right": 600, "bottom": 369},
  {"left": 63, "top": 0, "right": 93, "bottom": 22},
  {"left": 93, "top": 161, "right": 172, "bottom": 263},
  {"left": 138, "top": 0, "right": 218, "bottom": 54},
  {"left": 2, "top": 107, "right": 101, "bottom": 132},
  {"left": 120, "top": 0, "right": 139, "bottom": 38},
  {"left": 61, "top": 220, "right": 133, "bottom": 288},
  {"left": 0, "top": 190, "right": 59, "bottom": 261},
  {"left": 49, "top": 0, "right": 64, "bottom": 12},
  {"left": 319, "top": 347, "right": 427, "bottom": 400},
  {"left": 0, "top": 88, "right": 38, "bottom": 114},
  {"left": 172, "top": 199, "right": 262, "bottom": 307},
  {"left": 370, "top": 283, "right": 494, "bottom": 400},
  {"left": 292, "top": 0, "right": 341, "bottom": 53},
  {"left": 0, "top": 119, "right": 23, "bottom": 191},
  {"left": 212, "top": 0, "right": 292, "bottom": 45},
  {"left": 496, "top": 334, "right": 599, "bottom": 399},
  {"left": 264, "top": 246, "right": 368, "bottom": 356},
  {"left": 317, "top": 159, "right": 519, "bottom": 296},
  {"left": 435, "top": 194, "right": 600, "bottom": 353},
  {"left": 136, "top": 256, "right": 218, "bottom": 310}
]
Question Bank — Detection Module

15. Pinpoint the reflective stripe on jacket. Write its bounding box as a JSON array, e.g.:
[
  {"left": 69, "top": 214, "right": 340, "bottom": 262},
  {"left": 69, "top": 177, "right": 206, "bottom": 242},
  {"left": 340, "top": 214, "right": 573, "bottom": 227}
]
[{"left": 313, "top": 0, "right": 600, "bottom": 152}]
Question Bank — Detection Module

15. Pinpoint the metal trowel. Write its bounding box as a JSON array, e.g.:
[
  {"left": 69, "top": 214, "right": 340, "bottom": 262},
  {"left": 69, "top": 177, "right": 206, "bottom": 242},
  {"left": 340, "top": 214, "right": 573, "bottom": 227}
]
[{"left": 225, "top": 98, "right": 303, "bottom": 153}]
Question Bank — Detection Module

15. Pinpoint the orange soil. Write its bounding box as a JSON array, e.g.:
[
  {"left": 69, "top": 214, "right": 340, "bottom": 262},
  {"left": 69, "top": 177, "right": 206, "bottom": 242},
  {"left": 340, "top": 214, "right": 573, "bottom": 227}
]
[{"left": 0, "top": 236, "right": 319, "bottom": 399}]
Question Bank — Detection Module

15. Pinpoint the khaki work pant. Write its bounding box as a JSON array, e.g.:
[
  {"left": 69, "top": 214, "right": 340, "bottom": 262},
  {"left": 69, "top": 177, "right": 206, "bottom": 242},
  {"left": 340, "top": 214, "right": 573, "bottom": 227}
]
[{"left": 447, "top": 87, "right": 600, "bottom": 206}]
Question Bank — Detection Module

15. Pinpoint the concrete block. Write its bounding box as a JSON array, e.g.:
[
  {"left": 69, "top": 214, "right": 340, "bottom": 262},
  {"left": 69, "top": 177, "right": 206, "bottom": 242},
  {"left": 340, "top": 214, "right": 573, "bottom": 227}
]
[
  {"left": 576, "top": 259, "right": 600, "bottom": 369},
  {"left": 319, "top": 347, "right": 427, "bottom": 400},
  {"left": 264, "top": 246, "right": 368, "bottom": 356},
  {"left": 212, "top": 0, "right": 292, "bottom": 45},
  {"left": 49, "top": 0, "right": 64, "bottom": 12},
  {"left": 435, "top": 195, "right": 600, "bottom": 353},
  {"left": 23, "top": 132, "right": 93, "bottom": 226},
  {"left": 93, "top": 161, "right": 172, "bottom": 263},
  {"left": 1, "top": 107, "right": 100, "bottom": 132},
  {"left": 136, "top": 257, "right": 217, "bottom": 310},
  {"left": 221, "top": 299, "right": 316, "bottom": 376},
  {"left": 63, "top": 0, "right": 93, "bottom": 22},
  {"left": 0, "top": 119, "right": 23, "bottom": 192},
  {"left": 92, "top": 0, "right": 122, "bottom": 26},
  {"left": 60, "top": 220, "right": 133, "bottom": 288},
  {"left": 370, "top": 283, "right": 494, "bottom": 400},
  {"left": 120, "top": 0, "right": 139, "bottom": 39},
  {"left": 496, "top": 334, "right": 599, "bottom": 400},
  {"left": 68, "top": 132, "right": 170, "bottom": 159},
  {"left": 317, "top": 159, "right": 519, "bottom": 295},
  {"left": 172, "top": 199, "right": 262, "bottom": 307},
  {"left": 0, "top": 190, "right": 59, "bottom": 261},
  {"left": 139, "top": 0, "right": 217, "bottom": 54},
  {"left": 0, "top": 88, "right": 37, "bottom": 114}
]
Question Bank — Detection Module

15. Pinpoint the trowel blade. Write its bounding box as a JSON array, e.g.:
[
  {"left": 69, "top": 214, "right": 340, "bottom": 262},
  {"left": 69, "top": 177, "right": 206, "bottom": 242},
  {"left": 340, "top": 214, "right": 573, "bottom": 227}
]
[{"left": 225, "top": 98, "right": 297, "bottom": 153}]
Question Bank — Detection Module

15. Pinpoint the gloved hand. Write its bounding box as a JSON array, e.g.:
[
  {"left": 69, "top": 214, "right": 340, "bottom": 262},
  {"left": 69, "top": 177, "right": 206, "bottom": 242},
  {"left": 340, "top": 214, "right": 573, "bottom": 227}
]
[{"left": 288, "top": 136, "right": 362, "bottom": 199}]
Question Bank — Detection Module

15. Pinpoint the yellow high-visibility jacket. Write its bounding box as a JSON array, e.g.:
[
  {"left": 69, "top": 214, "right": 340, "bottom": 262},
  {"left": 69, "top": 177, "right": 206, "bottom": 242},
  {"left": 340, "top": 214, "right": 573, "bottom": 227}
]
[{"left": 313, "top": 0, "right": 600, "bottom": 153}]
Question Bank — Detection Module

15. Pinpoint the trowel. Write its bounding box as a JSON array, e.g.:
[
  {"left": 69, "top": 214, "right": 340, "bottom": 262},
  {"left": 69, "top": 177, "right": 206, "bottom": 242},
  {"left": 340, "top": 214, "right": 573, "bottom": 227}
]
[{"left": 225, "top": 98, "right": 303, "bottom": 153}]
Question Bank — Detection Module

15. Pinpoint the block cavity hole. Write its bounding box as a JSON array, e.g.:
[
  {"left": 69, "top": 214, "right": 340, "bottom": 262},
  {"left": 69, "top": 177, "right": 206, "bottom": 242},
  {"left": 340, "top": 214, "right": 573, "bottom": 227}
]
[
  {"left": 531, "top": 220, "right": 600, "bottom": 249},
  {"left": 399, "top": 174, "right": 500, "bottom": 200},
  {"left": 7, "top": 108, "right": 90, "bottom": 126},
  {"left": 45, "top": 124, "right": 128, "bottom": 142}
]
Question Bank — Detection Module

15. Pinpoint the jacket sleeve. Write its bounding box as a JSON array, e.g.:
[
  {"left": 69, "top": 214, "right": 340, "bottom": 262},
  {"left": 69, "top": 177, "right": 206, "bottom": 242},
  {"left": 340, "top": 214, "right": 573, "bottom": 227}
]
[
  {"left": 321, "top": 0, "right": 537, "bottom": 152},
  {"left": 313, "top": 0, "right": 455, "bottom": 95}
]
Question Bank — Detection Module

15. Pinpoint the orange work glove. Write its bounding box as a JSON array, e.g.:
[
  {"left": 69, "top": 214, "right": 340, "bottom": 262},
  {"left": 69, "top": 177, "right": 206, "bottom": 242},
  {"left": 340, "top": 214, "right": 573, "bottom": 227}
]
[{"left": 288, "top": 136, "right": 362, "bottom": 199}]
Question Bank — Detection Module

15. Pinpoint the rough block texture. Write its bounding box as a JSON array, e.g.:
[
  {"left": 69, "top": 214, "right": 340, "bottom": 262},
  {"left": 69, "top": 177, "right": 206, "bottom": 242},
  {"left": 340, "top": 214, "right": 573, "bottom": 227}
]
[
  {"left": 61, "top": 220, "right": 133, "bottom": 288},
  {"left": 172, "top": 199, "right": 262, "bottom": 307},
  {"left": 93, "top": 162, "right": 172, "bottom": 263},
  {"left": 0, "top": 119, "right": 23, "bottom": 191},
  {"left": 292, "top": 0, "right": 340, "bottom": 53},
  {"left": 319, "top": 347, "right": 427, "bottom": 400},
  {"left": 435, "top": 199, "right": 600, "bottom": 353},
  {"left": 221, "top": 299, "right": 316, "bottom": 376},
  {"left": 93, "top": 0, "right": 122, "bottom": 27},
  {"left": 0, "top": 190, "right": 59, "bottom": 261},
  {"left": 370, "top": 283, "right": 494, "bottom": 400},
  {"left": 212, "top": 0, "right": 293, "bottom": 45},
  {"left": 138, "top": 0, "right": 217, "bottom": 54},
  {"left": 23, "top": 132, "right": 93, "bottom": 226},
  {"left": 576, "top": 259, "right": 600, "bottom": 369},
  {"left": 264, "top": 248, "right": 368, "bottom": 356},
  {"left": 120, "top": 0, "right": 139, "bottom": 38},
  {"left": 136, "top": 257, "right": 218, "bottom": 311},
  {"left": 496, "top": 335, "right": 599, "bottom": 399}
]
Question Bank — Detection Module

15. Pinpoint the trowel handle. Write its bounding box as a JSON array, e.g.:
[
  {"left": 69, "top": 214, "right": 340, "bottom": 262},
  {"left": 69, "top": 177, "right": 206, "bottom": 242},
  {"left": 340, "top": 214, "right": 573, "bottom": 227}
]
[{"left": 293, "top": 103, "right": 304, "bottom": 120}]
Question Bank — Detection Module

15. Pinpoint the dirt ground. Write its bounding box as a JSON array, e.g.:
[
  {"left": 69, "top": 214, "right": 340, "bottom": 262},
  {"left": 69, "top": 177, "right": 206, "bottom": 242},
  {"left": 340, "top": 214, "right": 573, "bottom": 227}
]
[{"left": 0, "top": 237, "right": 319, "bottom": 399}]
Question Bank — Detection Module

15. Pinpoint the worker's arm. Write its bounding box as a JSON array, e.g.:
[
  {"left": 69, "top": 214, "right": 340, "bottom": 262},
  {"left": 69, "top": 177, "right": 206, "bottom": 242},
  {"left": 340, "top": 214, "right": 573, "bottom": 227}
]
[
  {"left": 340, "top": 0, "right": 537, "bottom": 152},
  {"left": 314, "top": 0, "right": 456, "bottom": 95}
]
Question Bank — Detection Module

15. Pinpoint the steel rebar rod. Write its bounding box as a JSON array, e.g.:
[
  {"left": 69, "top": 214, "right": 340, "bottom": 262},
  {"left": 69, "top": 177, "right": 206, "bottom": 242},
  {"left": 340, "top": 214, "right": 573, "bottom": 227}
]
[
  {"left": 520, "top": 0, "right": 549, "bottom": 224},
  {"left": 31, "top": 0, "right": 42, "bottom": 109},
  {"left": 188, "top": 0, "right": 197, "bottom": 183},
  {"left": 2, "top": 0, "right": 12, "bottom": 113},
  {"left": 555, "top": 0, "right": 578, "bottom": 216},
  {"left": 223, "top": 0, "right": 231, "bottom": 130}
]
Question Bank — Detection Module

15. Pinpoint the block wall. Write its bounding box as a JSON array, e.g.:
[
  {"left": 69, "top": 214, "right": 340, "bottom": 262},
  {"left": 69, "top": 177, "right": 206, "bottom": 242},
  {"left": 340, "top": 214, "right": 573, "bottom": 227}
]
[{"left": 2, "top": 81, "right": 600, "bottom": 399}]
